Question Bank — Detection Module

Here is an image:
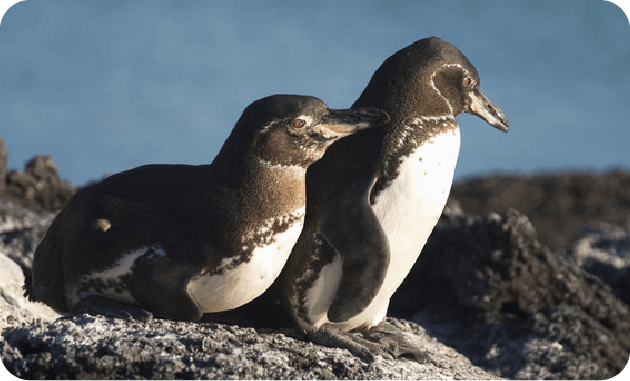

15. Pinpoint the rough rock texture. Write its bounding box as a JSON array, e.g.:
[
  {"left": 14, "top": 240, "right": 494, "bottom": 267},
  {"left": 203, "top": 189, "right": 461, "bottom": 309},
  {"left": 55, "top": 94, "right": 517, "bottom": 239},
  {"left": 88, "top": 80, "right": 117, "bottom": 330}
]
[
  {"left": 3, "top": 206, "right": 625, "bottom": 380},
  {"left": 1, "top": 233, "right": 494, "bottom": 380},
  {"left": 450, "top": 168, "right": 630, "bottom": 252},
  {"left": 0, "top": 143, "right": 498, "bottom": 379},
  {"left": 0, "top": 198, "right": 59, "bottom": 331},
  {"left": 1, "top": 315, "right": 496, "bottom": 380},
  {"left": 1, "top": 140, "right": 628, "bottom": 379},
  {"left": 0, "top": 138, "right": 7, "bottom": 193},
  {"left": 565, "top": 223, "right": 630, "bottom": 306},
  {"left": 391, "top": 206, "right": 630, "bottom": 379},
  {"left": 2, "top": 154, "right": 76, "bottom": 212},
  {"left": 0, "top": 198, "right": 56, "bottom": 275},
  {"left": 0, "top": 250, "right": 59, "bottom": 331}
]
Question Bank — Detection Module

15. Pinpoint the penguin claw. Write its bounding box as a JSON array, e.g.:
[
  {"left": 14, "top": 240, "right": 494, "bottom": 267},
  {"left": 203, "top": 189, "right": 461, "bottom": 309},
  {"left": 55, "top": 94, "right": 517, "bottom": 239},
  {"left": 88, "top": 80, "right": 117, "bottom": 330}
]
[
  {"left": 73, "top": 295, "right": 154, "bottom": 322},
  {"left": 359, "top": 322, "right": 432, "bottom": 364},
  {"left": 307, "top": 326, "right": 376, "bottom": 362},
  {"left": 306, "top": 324, "right": 430, "bottom": 364}
]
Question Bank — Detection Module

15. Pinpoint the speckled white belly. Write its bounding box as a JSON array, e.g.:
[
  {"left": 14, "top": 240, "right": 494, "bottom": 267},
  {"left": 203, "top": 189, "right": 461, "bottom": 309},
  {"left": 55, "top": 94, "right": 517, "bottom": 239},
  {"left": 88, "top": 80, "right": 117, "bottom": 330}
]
[
  {"left": 187, "top": 218, "right": 305, "bottom": 313},
  {"left": 68, "top": 246, "right": 167, "bottom": 308},
  {"left": 309, "top": 128, "right": 461, "bottom": 330}
]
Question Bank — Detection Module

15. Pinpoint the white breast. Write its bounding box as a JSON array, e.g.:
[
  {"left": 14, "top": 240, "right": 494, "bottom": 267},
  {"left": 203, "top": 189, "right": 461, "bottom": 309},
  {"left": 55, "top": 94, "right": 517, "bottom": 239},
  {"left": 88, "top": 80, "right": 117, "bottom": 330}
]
[
  {"left": 311, "top": 128, "right": 461, "bottom": 330},
  {"left": 187, "top": 210, "right": 305, "bottom": 313}
]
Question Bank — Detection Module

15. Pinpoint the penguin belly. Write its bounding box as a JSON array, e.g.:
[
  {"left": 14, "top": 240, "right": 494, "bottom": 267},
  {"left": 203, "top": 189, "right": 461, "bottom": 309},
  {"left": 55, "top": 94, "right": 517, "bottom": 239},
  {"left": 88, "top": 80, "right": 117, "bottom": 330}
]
[
  {"left": 68, "top": 246, "right": 168, "bottom": 309},
  {"left": 304, "top": 128, "right": 461, "bottom": 330},
  {"left": 187, "top": 214, "right": 305, "bottom": 313}
]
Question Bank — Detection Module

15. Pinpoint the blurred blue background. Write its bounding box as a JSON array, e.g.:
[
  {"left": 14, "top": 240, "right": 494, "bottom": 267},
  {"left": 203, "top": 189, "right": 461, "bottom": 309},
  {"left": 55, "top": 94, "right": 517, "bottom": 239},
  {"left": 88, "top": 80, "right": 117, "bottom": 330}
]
[{"left": 1, "top": 0, "right": 629, "bottom": 186}]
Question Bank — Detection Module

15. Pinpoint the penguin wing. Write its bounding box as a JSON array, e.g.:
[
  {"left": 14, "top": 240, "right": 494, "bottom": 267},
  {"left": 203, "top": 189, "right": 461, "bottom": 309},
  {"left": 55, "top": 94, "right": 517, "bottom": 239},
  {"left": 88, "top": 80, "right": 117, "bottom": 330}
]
[{"left": 318, "top": 182, "right": 390, "bottom": 323}]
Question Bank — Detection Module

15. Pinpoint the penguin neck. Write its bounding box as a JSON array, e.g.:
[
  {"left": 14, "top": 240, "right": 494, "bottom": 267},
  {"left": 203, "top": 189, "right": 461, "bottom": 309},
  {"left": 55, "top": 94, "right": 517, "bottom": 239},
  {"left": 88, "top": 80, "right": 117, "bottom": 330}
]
[
  {"left": 198, "top": 153, "right": 307, "bottom": 274},
  {"left": 384, "top": 112, "right": 456, "bottom": 165},
  {"left": 206, "top": 142, "right": 307, "bottom": 218},
  {"left": 243, "top": 156, "right": 307, "bottom": 215},
  {"left": 370, "top": 115, "right": 458, "bottom": 204}
]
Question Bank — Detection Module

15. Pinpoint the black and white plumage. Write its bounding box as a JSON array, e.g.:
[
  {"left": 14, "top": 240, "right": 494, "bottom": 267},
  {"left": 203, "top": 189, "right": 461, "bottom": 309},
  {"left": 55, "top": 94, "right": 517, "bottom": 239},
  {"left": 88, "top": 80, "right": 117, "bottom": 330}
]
[
  {"left": 24, "top": 94, "right": 387, "bottom": 321},
  {"left": 280, "top": 37, "right": 509, "bottom": 360}
]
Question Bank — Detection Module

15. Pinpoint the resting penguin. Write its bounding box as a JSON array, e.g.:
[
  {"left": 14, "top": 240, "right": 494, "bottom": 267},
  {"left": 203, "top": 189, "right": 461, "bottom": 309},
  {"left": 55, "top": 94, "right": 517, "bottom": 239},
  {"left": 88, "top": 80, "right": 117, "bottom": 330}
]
[
  {"left": 280, "top": 37, "right": 509, "bottom": 360},
  {"left": 24, "top": 94, "right": 387, "bottom": 321}
]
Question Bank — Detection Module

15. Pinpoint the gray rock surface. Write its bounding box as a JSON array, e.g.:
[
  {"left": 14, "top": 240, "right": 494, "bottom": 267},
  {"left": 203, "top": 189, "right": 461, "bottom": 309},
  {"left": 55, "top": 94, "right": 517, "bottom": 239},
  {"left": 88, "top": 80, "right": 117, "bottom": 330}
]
[
  {"left": 0, "top": 138, "right": 7, "bottom": 193},
  {"left": 0, "top": 143, "right": 497, "bottom": 379},
  {"left": 0, "top": 198, "right": 56, "bottom": 274},
  {"left": 565, "top": 222, "right": 630, "bottom": 306},
  {"left": 450, "top": 168, "right": 630, "bottom": 252},
  {"left": 3, "top": 203, "right": 629, "bottom": 378},
  {"left": 1, "top": 141, "right": 628, "bottom": 379},
  {"left": 2, "top": 153, "right": 76, "bottom": 211},
  {"left": 1, "top": 236, "right": 494, "bottom": 380},
  {"left": 392, "top": 206, "right": 630, "bottom": 379},
  {"left": 0, "top": 197, "right": 59, "bottom": 331},
  {"left": 0, "top": 250, "right": 59, "bottom": 331},
  {"left": 1, "top": 315, "right": 497, "bottom": 380}
]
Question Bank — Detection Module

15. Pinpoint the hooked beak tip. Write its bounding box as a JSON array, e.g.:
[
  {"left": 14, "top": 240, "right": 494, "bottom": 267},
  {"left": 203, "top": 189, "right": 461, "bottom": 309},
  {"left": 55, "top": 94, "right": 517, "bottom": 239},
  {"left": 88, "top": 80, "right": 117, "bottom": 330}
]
[{"left": 467, "top": 89, "right": 509, "bottom": 133}]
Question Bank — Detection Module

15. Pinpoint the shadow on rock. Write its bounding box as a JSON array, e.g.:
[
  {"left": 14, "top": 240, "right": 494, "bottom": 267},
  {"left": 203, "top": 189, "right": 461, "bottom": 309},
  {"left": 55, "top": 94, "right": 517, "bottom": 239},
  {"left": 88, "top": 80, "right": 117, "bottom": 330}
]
[{"left": 391, "top": 206, "right": 630, "bottom": 379}]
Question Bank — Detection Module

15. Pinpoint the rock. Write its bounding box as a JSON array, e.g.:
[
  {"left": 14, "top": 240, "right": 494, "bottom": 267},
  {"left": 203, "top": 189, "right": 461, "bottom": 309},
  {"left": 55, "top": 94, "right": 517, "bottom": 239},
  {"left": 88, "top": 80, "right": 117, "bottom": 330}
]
[
  {"left": 450, "top": 168, "right": 630, "bottom": 252},
  {"left": 1, "top": 314, "right": 498, "bottom": 379},
  {"left": 0, "top": 193, "right": 497, "bottom": 380},
  {"left": 565, "top": 222, "right": 630, "bottom": 305},
  {"left": 24, "top": 156, "right": 60, "bottom": 181},
  {"left": 0, "top": 198, "right": 55, "bottom": 275},
  {"left": 0, "top": 197, "right": 59, "bottom": 331},
  {"left": 1, "top": 140, "right": 628, "bottom": 379},
  {"left": 0, "top": 250, "right": 59, "bottom": 331},
  {"left": 391, "top": 206, "right": 630, "bottom": 379},
  {"left": 2, "top": 152, "right": 76, "bottom": 211},
  {"left": 0, "top": 137, "right": 7, "bottom": 193}
]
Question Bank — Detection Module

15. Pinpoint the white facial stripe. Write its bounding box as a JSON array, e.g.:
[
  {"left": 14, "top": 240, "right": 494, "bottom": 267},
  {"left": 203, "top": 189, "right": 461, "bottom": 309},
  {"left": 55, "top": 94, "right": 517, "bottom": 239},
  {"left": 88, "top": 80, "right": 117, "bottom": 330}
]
[
  {"left": 430, "top": 63, "right": 473, "bottom": 115},
  {"left": 259, "top": 120, "right": 278, "bottom": 135},
  {"left": 296, "top": 115, "right": 313, "bottom": 126},
  {"left": 440, "top": 63, "right": 471, "bottom": 77}
]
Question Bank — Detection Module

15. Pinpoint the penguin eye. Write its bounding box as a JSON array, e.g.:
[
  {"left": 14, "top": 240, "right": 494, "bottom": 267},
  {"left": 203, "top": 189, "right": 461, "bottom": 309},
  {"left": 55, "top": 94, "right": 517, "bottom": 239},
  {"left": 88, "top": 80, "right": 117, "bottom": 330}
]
[
  {"left": 462, "top": 76, "right": 473, "bottom": 88},
  {"left": 291, "top": 118, "right": 307, "bottom": 129}
]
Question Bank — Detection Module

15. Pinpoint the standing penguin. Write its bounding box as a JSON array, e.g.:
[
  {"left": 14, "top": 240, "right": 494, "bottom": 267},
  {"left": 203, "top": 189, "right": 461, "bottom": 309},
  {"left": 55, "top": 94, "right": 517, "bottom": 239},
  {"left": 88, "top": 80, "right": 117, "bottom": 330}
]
[
  {"left": 24, "top": 94, "right": 387, "bottom": 321},
  {"left": 281, "top": 37, "right": 509, "bottom": 360}
]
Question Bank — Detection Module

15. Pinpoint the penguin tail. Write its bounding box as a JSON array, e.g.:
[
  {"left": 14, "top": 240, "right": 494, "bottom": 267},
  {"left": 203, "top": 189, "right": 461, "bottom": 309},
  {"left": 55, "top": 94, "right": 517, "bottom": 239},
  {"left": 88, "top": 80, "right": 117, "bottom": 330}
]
[
  {"left": 22, "top": 273, "right": 34, "bottom": 299},
  {"left": 25, "top": 221, "right": 69, "bottom": 313}
]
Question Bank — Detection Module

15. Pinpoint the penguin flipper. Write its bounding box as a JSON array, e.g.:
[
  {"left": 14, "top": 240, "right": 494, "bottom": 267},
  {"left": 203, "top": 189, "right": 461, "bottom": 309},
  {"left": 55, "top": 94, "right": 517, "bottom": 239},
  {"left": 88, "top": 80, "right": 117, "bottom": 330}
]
[{"left": 319, "top": 191, "right": 390, "bottom": 323}]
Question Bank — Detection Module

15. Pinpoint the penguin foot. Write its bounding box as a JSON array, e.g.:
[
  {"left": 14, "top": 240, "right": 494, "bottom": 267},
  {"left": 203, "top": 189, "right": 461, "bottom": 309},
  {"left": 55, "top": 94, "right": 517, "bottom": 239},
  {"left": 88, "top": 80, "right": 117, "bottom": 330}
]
[
  {"left": 307, "top": 323, "right": 430, "bottom": 364},
  {"left": 74, "top": 295, "right": 153, "bottom": 322},
  {"left": 307, "top": 325, "right": 383, "bottom": 362},
  {"left": 358, "top": 321, "right": 431, "bottom": 364}
]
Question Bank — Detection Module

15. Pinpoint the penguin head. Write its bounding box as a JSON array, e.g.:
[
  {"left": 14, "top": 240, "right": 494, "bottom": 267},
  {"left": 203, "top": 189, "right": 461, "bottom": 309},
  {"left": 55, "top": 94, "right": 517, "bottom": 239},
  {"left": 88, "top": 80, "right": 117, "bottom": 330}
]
[
  {"left": 353, "top": 37, "right": 508, "bottom": 132},
  {"left": 240, "top": 95, "right": 387, "bottom": 167}
]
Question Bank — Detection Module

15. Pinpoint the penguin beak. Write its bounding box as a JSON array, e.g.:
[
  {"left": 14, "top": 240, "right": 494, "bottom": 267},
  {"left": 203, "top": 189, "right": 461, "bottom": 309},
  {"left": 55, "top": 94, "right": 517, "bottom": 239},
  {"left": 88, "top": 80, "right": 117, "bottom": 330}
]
[
  {"left": 465, "top": 88, "right": 509, "bottom": 132},
  {"left": 315, "top": 107, "right": 389, "bottom": 138}
]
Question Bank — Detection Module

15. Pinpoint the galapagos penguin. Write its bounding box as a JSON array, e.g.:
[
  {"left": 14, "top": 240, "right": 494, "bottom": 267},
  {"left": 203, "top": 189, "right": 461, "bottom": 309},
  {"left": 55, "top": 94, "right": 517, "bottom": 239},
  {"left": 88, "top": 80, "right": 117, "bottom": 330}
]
[
  {"left": 281, "top": 37, "right": 509, "bottom": 360},
  {"left": 25, "top": 94, "right": 387, "bottom": 321}
]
